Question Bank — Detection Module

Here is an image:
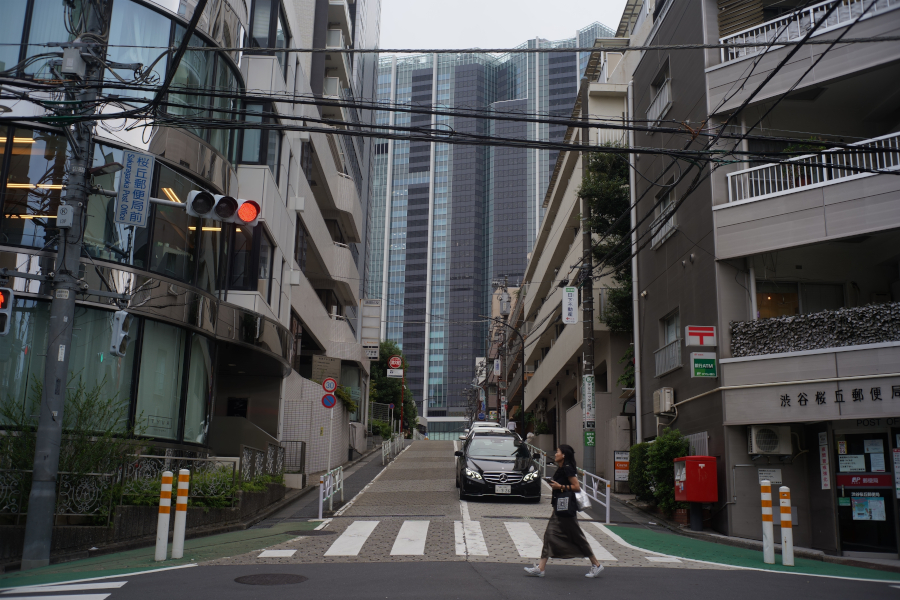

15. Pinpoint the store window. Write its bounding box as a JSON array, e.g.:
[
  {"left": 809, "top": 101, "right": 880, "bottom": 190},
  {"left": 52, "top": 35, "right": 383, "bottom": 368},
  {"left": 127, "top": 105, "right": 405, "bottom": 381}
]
[
  {"left": 135, "top": 320, "right": 186, "bottom": 440},
  {"left": 0, "top": 127, "right": 67, "bottom": 249},
  {"left": 184, "top": 334, "right": 214, "bottom": 445}
]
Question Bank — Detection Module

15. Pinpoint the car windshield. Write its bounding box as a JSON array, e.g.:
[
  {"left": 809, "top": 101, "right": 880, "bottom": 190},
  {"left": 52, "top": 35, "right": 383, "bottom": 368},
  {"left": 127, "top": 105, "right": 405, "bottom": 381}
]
[{"left": 467, "top": 436, "right": 519, "bottom": 457}]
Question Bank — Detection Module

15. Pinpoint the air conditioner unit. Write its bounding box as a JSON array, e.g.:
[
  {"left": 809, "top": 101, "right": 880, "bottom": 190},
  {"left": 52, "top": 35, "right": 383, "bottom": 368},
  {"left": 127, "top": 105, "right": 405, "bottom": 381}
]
[
  {"left": 653, "top": 387, "right": 674, "bottom": 415},
  {"left": 748, "top": 425, "right": 792, "bottom": 455}
]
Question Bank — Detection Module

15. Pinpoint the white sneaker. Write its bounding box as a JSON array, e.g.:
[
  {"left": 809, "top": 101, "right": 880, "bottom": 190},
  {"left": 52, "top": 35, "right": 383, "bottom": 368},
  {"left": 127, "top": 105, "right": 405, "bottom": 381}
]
[
  {"left": 586, "top": 564, "right": 604, "bottom": 578},
  {"left": 524, "top": 565, "right": 545, "bottom": 577}
]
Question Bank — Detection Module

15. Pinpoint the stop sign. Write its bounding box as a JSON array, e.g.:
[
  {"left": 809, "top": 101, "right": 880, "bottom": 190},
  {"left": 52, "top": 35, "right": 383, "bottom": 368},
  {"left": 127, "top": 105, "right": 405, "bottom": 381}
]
[{"left": 389, "top": 355, "right": 402, "bottom": 369}]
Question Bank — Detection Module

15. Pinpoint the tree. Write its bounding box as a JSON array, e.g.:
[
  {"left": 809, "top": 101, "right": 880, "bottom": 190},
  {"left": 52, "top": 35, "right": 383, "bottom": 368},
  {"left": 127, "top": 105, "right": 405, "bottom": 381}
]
[{"left": 370, "top": 340, "right": 417, "bottom": 436}]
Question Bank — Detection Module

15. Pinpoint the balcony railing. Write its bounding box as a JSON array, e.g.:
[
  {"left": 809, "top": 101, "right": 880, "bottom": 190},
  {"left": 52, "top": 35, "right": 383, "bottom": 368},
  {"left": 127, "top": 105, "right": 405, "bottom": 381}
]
[
  {"left": 731, "top": 302, "right": 900, "bottom": 357},
  {"left": 650, "top": 206, "right": 676, "bottom": 248},
  {"left": 726, "top": 131, "right": 900, "bottom": 204},
  {"left": 646, "top": 79, "right": 671, "bottom": 125},
  {"left": 720, "top": 0, "right": 900, "bottom": 63},
  {"left": 654, "top": 338, "right": 682, "bottom": 377}
]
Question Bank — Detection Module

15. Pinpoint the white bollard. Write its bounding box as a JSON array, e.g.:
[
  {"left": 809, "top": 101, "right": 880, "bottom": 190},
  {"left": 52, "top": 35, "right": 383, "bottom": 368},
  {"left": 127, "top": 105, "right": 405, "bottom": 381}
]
[
  {"left": 171, "top": 469, "right": 190, "bottom": 559},
  {"left": 154, "top": 471, "right": 173, "bottom": 561},
  {"left": 318, "top": 474, "right": 325, "bottom": 519},
  {"left": 760, "top": 480, "right": 774, "bottom": 564},
  {"left": 779, "top": 486, "right": 794, "bottom": 566}
]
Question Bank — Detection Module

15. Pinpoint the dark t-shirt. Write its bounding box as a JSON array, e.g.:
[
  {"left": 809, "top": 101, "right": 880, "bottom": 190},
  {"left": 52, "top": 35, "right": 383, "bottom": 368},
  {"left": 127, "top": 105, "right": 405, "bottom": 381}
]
[{"left": 551, "top": 464, "right": 577, "bottom": 500}]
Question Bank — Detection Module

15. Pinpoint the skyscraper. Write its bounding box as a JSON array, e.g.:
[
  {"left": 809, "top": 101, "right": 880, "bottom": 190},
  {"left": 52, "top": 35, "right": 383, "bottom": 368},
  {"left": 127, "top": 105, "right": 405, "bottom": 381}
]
[{"left": 365, "top": 22, "right": 615, "bottom": 438}]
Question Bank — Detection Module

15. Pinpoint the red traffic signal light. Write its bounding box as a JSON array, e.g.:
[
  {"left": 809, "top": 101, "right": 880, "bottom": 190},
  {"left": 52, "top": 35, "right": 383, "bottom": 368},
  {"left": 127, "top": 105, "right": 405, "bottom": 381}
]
[
  {"left": 236, "top": 200, "right": 260, "bottom": 225},
  {"left": 0, "top": 288, "right": 10, "bottom": 309},
  {"left": 0, "top": 287, "right": 13, "bottom": 336}
]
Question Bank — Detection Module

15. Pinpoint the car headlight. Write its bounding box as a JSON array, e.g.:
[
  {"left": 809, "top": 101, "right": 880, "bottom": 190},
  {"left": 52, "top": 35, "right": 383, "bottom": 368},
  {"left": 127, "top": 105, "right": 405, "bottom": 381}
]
[
  {"left": 523, "top": 472, "right": 539, "bottom": 482},
  {"left": 465, "top": 468, "right": 483, "bottom": 480}
]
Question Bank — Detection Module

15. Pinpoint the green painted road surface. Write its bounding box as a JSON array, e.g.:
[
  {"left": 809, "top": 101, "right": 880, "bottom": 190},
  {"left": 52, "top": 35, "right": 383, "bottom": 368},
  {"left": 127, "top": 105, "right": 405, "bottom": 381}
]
[
  {"left": 0, "top": 521, "right": 319, "bottom": 589},
  {"left": 609, "top": 524, "right": 900, "bottom": 581}
]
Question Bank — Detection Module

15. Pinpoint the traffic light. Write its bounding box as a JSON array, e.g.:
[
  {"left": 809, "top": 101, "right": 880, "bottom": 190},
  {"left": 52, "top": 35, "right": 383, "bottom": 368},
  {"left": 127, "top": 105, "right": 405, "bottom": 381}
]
[
  {"left": 186, "top": 191, "right": 260, "bottom": 226},
  {"left": 110, "top": 310, "right": 133, "bottom": 357},
  {"left": 0, "top": 287, "right": 13, "bottom": 336}
]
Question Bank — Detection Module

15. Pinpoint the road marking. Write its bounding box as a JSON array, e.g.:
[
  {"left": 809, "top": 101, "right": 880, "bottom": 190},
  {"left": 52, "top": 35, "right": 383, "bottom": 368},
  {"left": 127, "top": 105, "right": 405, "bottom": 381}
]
[
  {"left": 0, "top": 565, "right": 196, "bottom": 594},
  {"left": 0, "top": 596, "right": 111, "bottom": 600},
  {"left": 258, "top": 550, "right": 296, "bottom": 558},
  {"left": 646, "top": 556, "right": 682, "bottom": 563},
  {"left": 459, "top": 500, "right": 472, "bottom": 523},
  {"left": 505, "top": 522, "right": 543, "bottom": 559},
  {"left": 455, "top": 520, "right": 489, "bottom": 556},
  {"left": 583, "top": 530, "right": 617, "bottom": 561},
  {"left": 391, "top": 521, "right": 430, "bottom": 555},
  {"left": 1, "top": 582, "right": 126, "bottom": 594},
  {"left": 324, "top": 521, "right": 380, "bottom": 556}
]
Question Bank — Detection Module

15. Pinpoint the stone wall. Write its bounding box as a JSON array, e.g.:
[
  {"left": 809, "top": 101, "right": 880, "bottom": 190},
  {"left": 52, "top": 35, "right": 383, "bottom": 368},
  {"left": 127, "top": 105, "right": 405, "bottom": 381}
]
[{"left": 731, "top": 302, "right": 900, "bottom": 357}]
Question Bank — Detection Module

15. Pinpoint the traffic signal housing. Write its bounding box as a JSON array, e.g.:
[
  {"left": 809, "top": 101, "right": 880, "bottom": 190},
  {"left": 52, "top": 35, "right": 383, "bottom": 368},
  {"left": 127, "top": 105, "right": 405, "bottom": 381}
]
[
  {"left": 110, "top": 310, "right": 133, "bottom": 357},
  {"left": 0, "top": 287, "right": 13, "bottom": 336},
  {"left": 186, "top": 191, "right": 260, "bottom": 226}
]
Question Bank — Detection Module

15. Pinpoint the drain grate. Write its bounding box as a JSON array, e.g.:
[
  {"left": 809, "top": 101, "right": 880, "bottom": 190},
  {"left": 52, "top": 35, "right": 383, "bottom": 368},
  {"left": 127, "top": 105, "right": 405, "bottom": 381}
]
[
  {"left": 285, "top": 530, "right": 336, "bottom": 536},
  {"left": 235, "top": 574, "right": 308, "bottom": 586}
]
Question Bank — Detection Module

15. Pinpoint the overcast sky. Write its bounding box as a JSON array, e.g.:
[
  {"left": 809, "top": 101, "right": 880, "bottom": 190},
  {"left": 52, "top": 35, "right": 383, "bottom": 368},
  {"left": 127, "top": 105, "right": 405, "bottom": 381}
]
[{"left": 378, "top": 0, "right": 628, "bottom": 50}]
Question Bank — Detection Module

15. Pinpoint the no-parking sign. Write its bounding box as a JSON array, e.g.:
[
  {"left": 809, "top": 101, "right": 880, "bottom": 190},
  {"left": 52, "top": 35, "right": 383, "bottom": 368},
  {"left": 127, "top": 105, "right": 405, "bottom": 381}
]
[{"left": 322, "top": 394, "right": 337, "bottom": 409}]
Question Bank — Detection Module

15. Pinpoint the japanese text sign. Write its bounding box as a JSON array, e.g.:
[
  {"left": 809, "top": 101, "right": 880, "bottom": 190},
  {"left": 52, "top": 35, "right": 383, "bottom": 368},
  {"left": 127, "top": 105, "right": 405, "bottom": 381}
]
[
  {"left": 114, "top": 151, "right": 155, "bottom": 228},
  {"left": 562, "top": 287, "right": 578, "bottom": 325}
]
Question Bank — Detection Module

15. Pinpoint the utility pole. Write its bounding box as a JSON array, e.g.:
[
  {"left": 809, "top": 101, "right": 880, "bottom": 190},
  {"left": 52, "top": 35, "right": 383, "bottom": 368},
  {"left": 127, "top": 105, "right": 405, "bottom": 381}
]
[
  {"left": 20, "top": 2, "right": 107, "bottom": 570},
  {"left": 498, "top": 277, "right": 510, "bottom": 428},
  {"left": 579, "top": 77, "right": 596, "bottom": 474}
]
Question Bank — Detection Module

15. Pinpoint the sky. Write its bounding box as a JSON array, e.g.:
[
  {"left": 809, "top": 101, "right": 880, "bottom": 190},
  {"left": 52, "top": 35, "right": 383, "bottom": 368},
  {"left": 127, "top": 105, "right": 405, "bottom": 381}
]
[{"left": 378, "top": 0, "right": 629, "bottom": 50}]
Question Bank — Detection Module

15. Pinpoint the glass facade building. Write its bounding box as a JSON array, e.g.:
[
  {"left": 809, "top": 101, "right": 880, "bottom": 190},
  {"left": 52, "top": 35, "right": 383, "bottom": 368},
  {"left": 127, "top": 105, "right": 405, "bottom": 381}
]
[{"left": 364, "top": 22, "right": 615, "bottom": 433}]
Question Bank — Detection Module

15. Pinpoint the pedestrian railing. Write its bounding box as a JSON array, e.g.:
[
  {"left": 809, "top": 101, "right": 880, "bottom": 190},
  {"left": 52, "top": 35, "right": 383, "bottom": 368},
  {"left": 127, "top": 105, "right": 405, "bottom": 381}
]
[
  {"left": 577, "top": 468, "right": 611, "bottom": 524},
  {"left": 526, "top": 443, "right": 549, "bottom": 478},
  {"left": 382, "top": 439, "right": 392, "bottom": 465},
  {"left": 318, "top": 465, "right": 344, "bottom": 518}
]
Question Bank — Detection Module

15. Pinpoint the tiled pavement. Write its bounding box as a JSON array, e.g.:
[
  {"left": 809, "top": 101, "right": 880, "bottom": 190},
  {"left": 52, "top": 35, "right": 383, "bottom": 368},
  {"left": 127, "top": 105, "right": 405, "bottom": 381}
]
[{"left": 205, "top": 441, "right": 735, "bottom": 570}]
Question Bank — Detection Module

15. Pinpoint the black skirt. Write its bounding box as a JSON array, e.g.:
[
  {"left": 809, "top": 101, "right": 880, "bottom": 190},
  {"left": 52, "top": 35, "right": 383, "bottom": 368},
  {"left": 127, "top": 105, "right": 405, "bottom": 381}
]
[{"left": 540, "top": 512, "right": 594, "bottom": 559}]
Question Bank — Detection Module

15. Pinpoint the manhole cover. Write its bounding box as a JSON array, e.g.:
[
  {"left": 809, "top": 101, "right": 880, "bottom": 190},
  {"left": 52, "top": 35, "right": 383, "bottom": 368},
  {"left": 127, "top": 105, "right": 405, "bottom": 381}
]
[
  {"left": 235, "top": 574, "right": 308, "bottom": 586},
  {"left": 285, "top": 530, "right": 336, "bottom": 536}
]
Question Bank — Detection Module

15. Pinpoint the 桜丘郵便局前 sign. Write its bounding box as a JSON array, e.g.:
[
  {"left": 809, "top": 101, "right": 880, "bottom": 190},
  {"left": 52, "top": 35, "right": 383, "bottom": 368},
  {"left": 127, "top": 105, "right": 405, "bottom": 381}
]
[{"left": 115, "top": 151, "right": 155, "bottom": 228}]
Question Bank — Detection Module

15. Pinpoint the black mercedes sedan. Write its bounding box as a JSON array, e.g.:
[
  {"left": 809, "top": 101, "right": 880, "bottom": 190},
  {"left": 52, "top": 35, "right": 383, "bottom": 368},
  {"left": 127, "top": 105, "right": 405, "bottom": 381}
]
[{"left": 454, "top": 430, "right": 542, "bottom": 501}]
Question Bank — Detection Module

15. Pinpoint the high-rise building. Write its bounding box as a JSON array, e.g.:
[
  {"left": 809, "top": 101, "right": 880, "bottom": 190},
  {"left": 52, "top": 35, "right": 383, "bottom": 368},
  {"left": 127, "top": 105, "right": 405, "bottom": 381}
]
[{"left": 364, "top": 22, "right": 614, "bottom": 438}]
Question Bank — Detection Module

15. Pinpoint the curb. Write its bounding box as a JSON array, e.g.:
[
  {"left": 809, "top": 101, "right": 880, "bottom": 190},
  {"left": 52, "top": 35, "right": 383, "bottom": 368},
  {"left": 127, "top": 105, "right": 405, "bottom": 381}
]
[
  {"left": 611, "top": 496, "right": 900, "bottom": 575},
  {"left": 0, "top": 443, "right": 383, "bottom": 575}
]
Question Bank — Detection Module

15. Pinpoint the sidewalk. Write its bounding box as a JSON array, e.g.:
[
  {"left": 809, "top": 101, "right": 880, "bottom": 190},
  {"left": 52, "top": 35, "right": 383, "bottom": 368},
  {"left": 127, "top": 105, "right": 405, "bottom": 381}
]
[
  {"left": 609, "top": 493, "right": 900, "bottom": 580},
  {"left": 0, "top": 521, "right": 320, "bottom": 590}
]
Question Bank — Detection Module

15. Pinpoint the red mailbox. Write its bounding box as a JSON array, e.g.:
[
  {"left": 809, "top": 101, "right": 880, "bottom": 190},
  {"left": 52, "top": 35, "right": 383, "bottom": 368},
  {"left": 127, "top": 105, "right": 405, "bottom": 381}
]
[{"left": 674, "top": 456, "right": 717, "bottom": 503}]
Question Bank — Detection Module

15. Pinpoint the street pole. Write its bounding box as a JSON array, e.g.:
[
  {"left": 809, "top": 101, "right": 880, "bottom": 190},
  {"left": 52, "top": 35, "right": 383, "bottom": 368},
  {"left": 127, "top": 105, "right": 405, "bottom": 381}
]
[
  {"left": 580, "top": 77, "right": 597, "bottom": 475},
  {"left": 20, "top": 4, "right": 105, "bottom": 570},
  {"left": 400, "top": 368, "right": 405, "bottom": 439},
  {"left": 327, "top": 403, "right": 334, "bottom": 471}
]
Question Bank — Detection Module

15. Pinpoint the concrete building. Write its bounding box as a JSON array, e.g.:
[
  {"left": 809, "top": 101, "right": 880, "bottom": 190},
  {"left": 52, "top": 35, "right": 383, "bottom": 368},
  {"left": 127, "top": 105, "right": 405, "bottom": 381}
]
[
  {"left": 365, "top": 22, "right": 615, "bottom": 440},
  {"left": 0, "top": 0, "right": 377, "bottom": 474},
  {"left": 632, "top": 0, "right": 900, "bottom": 558}
]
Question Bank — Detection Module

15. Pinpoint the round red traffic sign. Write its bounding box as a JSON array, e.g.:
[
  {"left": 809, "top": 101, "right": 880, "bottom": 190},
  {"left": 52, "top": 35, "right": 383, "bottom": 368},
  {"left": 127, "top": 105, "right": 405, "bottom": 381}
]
[
  {"left": 322, "top": 393, "right": 337, "bottom": 409},
  {"left": 389, "top": 355, "right": 402, "bottom": 369},
  {"left": 322, "top": 378, "right": 337, "bottom": 392}
]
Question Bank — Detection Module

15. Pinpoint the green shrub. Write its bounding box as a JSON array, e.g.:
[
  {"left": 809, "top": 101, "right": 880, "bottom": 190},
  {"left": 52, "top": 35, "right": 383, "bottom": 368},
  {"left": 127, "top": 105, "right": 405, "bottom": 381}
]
[
  {"left": 646, "top": 428, "right": 690, "bottom": 514},
  {"left": 628, "top": 442, "right": 652, "bottom": 502},
  {"left": 534, "top": 421, "right": 551, "bottom": 435},
  {"left": 371, "top": 419, "right": 392, "bottom": 440}
]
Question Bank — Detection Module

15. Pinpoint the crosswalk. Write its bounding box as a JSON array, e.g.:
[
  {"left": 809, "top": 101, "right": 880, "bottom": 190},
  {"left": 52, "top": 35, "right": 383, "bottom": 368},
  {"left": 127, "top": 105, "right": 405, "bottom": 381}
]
[
  {"left": 0, "top": 580, "right": 127, "bottom": 599},
  {"left": 306, "top": 519, "right": 623, "bottom": 560}
]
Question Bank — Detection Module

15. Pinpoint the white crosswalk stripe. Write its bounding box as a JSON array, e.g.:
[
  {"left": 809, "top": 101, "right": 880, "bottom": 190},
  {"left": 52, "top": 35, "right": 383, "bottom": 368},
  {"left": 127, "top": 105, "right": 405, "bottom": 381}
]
[
  {"left": 390, "top": 520, "right": 429, "bottom": 555},
  {"left": 2, "top": 583, "right": 126, "bottom": 594},
  {"left": 454, "top": 520, "right": 489, "bottom": 556},
  {"left": 325, "top": 520, "right": 380, "bottom": 556},
  {"left": 583, "top": 530, "right": 617, "bottom": 561},
  {"left": 504, "top": 521, "right": 544, "bottom": 559}
]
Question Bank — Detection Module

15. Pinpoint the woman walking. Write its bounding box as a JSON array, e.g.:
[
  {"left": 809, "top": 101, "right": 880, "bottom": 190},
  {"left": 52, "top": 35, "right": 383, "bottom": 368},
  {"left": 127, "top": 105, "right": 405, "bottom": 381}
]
[{"left": 524, "top": 444, "right": 604, "bottom": 578}]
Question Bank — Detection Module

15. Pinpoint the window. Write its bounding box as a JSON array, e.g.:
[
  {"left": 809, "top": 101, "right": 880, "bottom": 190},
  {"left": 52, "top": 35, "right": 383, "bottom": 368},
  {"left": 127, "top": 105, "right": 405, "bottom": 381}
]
[
  {"left": 299, "top": 140, "right": 314, "bottom": 184},
  {"left": 290, "top": 310, "right": 303, "bottom": 372},
  {"left": 229, "top": 223, "right": 277, "bottom": 306},
  {"left": 184, "top": 334, "right": 213, "bottom": 445},
  {"left": 647, "top": 61, "right": 671, "bottom": 125},
  {"left": 248, "top": 0, "right": 291, "bottom": 79},
  {"left": 651, "top": 187, "right": 676, "bottom": 248},
  {"left": 755, "top": 281, "right": 844, "bottom": 319},
  {"left": 24, "top": 0, "right": 75, "bottom": 77},
  {"left": 0, "top": 2, "right": 27, "bottom": 73},
  {"left": 294, "top": 218, "right": 309, "bottom": 271},
  {"left": 662, "top": 310, "right": 679, "bottom": 345},
  {"left": 258, "top": 229, "right": 274, "bottom": 303},
  {"left": 135, "top": 320, "right": 186, "bottom": 440},
  {"left": 240, "top": 103, "right": 281, "bottom": 180}
]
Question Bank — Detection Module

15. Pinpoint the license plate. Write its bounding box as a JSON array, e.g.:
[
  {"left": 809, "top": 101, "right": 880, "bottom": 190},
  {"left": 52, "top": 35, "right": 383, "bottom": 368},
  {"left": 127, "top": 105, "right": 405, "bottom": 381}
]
[{"left": 495, "top": 485, "right": 511, "bottom": 494}]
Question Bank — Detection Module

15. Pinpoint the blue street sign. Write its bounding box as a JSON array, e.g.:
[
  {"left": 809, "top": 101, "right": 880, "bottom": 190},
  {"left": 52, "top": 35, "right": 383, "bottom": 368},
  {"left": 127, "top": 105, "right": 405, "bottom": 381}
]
[
  {"left": 389, "top": 403, "right": 395, "bottom": 409},
  {"left": 477, "top": 413, "right": 486, "bottom": 421},
  {"left": 322, "top": 393, "right": 337, "bottom": 409}
]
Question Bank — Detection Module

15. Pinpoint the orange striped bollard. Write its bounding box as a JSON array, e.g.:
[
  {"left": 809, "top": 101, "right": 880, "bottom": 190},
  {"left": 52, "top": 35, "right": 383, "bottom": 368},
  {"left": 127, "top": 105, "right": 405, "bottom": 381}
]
[
  {"left": 779, "top": 486, "right": 794, "bottom": 566},
  {"left": 171, "top": 469, "right": 190, "bottom": 559},
  {"left": 155, "top": 471, "right": 173, "bottom": 561},
  {"left": 760, "top": 480, "right": 774, "bottom": 564}
]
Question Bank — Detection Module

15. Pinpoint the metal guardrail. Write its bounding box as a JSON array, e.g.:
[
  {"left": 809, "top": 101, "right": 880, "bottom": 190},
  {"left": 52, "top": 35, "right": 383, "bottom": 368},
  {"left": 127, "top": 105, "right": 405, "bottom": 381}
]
[
  {"left": 381, "top": 436, "right": 404, "bottom": 465},
  {"left": 654, "top": 338, "right": 682, "bottom": 377},
  {"left": 577, "top": 468, "right": 612, "bottom": 524},
  {"left": 726, "top": 130, "right": 900, "bottom": 204},
  {"left": 719, "top": 0, "right": 899, "bottom": 63},
  {"left": 526, "top": 443, "right": 549, "bottom": 478},
  {"left": 318, "top": 465, "right": 344, "bottom": 518},
  {"left": 0, "top": 469, "right": 117, "bottom": 524}
]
